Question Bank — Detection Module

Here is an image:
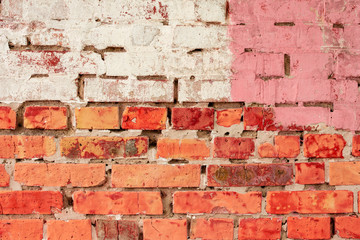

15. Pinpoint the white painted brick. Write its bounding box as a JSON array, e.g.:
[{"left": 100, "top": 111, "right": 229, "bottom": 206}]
[
  {"left": 104, "top": 52, "right": 131, "bottom": 76},
  {"left": 173, "top": 25, "right": 228, "bottom": 48},
  {"left": 166, "top": 0, "right": 196, "bottom": 22},
  {"left": 178, "top": 79, "right": 231, "bottom": 102},
  {"left": 83, "top": 25, "right": 130, "bottom": 50},
  {"left": 84, "top": 77, "right": 173, "bottom": 102},
  {"left": 195, "top": 0, "right": 227, "bottom": 23},
  {"left": 131, "top": 25, "right": 161, "bottom": 46},
  {"left": 0, "top": 75, "right": 78, "bottom": 102}
]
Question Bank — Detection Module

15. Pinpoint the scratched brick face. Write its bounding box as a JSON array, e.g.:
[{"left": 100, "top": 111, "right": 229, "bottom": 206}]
[{"left": 0, "top": 0, "right": 359, "bottom": 239}]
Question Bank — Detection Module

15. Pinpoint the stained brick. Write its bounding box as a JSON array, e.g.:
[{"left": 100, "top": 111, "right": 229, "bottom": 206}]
[
  {"left": 244, "top": 107, "right": 264, "bottom": 130},
  {"left": 118, "top": 221, "right": 139, "bottom": 240},
  {"left": 274, "top": 135, "right": 300, "bottom": 158},
  {"left": 0, "top": 191, "right": 63, "bottom": 214},
  {"left": 156, "top": 138, "right": 210, "bottom": 160},
  {"left": 0, "top": 219, "right": 43, "bottom": 240},
  {"left": 73, "top": 191, "right": 162, "bottom": 215},
  {"left": 60, "top": 136, "right": 148, "bottom": 159},
  {"left": 214, "top": 137, "right": 255, "bottom": 159},
  {"left": 24, "top": 106, "right": 67, "bottom": 129},
  {"left": 207, "top": 164, "right": 292, "bottom": 187},
  {"left": 0, "top": 164, "right": 10, "bottom": 187},
  {"left": 216, "top": 108, "right": 242, "bottom": 127},
  {"left": 0, "top": 107, "right": 16, "bottom": 129},
  {"left": 96, "top": 220, "right": 139, "bottom": 240},
  {"left": 112, "top": 164, "right": 201, "bottom": 188},
  {"left": 75, "top": 107, "right": 119, "bottom": 129},
  {"left": 173, "top": 191, "right": 262, "bottom": 214},
  {"left": 258, "top": 142, "right": 277, "bottom": 158},
  {"left": 304, "top": 134, "right": 346, "bottom": 158},
  {"left": 143, "top": 219, "right": 187, "bottom": 240},
  {"left": 47, "top": 220, "right": 92, "bottom": 240},
  {"left": 238, "top": 218, "right": 282, "bottom": 240},
  {"left": 266, "top": 190, "right": 353, "bottom": 214},
  {"left": 335, "top": 216, "right": 360, "bottom": 239},
  {"left": 287, "top": 217, "right": 331, "bottom": 240},
  {"left": 15, "top": 163, "right": 105, "bottom": 187},
  {"left": 295, "top": 162, "right": 325, "bottom": 185},
  {"left": 122, "top": 107, "right": 167, "bottom": 130},
  {"left": 352, "top": 135, "right": 360, "bottom": 157},
  {"left": 172, "top": 108, "right": 214, "bottom": 130},
  {"left": 190, "top": 218, "right": 234, "bottom": 240}
]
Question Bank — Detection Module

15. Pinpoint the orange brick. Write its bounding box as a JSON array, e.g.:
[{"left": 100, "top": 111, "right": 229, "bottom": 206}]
[
  {"left": 73, "top": 191, "right": 162, "bottom": 215},
  {"left": 352, "top": 135, "right": 360, "bottom": 156},
  {"left": 287, "top": 217, "right": 331, "bottom": 240},
  {"left": 296, "top": 162, "right": 325, "bottom": 184},
  {"left": 143, "top": 219, "right": 187, "bottom": 240},
  {"left": 304, "top": 134, "right": 346, "bottom": 158},
  {"left": 156, "top": 138, "right": 210, "bottom": 160},
  {"left": 0, "top": 219, "right": 43, "bottom": 240},
  {"left": 238, "top": 218, "right": 282, "bottom": 240},
  {"left": 0, "top": 135, "right": 56, "bottom": 159},
  {"left": 0, "top": 191, "right": 63, "bottom": 214},
  {"left": 47, "top": 220, "right": 92, "bottom": 240},
  {"left": 216, "top": 109, "right": 242, "bottom": 127},
  {"left": 173, "top": 191, "right": 262, "bottom": 214},
  {"left": 15, "top": 163, "right": 105, "bottom": 187},
  {"left": 112, "top": 164, "right": 201, "bottom": 188},
  {"left": 61, "top": 136, "right": 148, "bottom": 159},
  {"left": 0, "top": 164, "right": 9, "bottom": 187},
  {"left": 335, "top": 216, "right": 360, "bottom": 238},
  {"left": 275, "top": 135, "right": 300, "bottom": 158},
  {"left": 214, "top": 137, "right": 255, "bottom": 159},
  {"left": 75, "top": 107, "right": 119, "bottom": 129},
  {"left": 258, "top": 142, "right": 277, "bottom": 158},
  {"left": 122, "top": 107, "right": 167, "bottom": 130},
  {"left": 172, "top": 108, "right": 214, "bottom": 130},
  {"left": 329, "top": 161, "right": 360, "bottom": 185},
  {"left": 24, "top": 106, "right": 67, "bottom": 129},
  {"left": 0, "top": 106, "right": 16, "bottom": 129},
  {"left": 266, "top": 190, "right": 353, "bottom": 214},
  {"left": 190, "top": 218, "right": 234, "bottom": 240}
]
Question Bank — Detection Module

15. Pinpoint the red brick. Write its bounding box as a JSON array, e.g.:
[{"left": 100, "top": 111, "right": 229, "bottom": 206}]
[
  {"left": 216, "top": 108, "right": 242, "bottom": 127},
  {"left": 143, "top": 219, "right": 187, "bottom": 240},
  {"left": 15, "top": 163, "right": 105, "bottom": 187},
  {"left": 75, "top": 107, "right": 119, "bottom": 129},
  {"left": 258, "top": 142, "right": 277, "bottom": 158},
  {"left": 335, "top": 216, "right": 360, "bottom": 239},
  {"left": 118, "top": 221, "right": 139, "bottom": 240},
  {"left": 122, "top": 107, "right": 167, "bottom": 130},
  {"left": 274, "top": 135, "right": 300, "bottom": 158},
  {"left": 96, "top": 220, "right": 118, "bottom": 240},
  {"left": 244, "top": 107, "right": 264, "bottom": 130},
  {"left": 287, "top": 217, "right": 331, "bottom": 240},
  {"left": 61, "top": 136, "right": 148, "bottom": 159},
  {"left": 352, "top": 135, "right": 360, "bottom": 157},
  {"left": 304, "top": 134, "right": 346, "bottom": 158},
  {"left": 172, "top": 108, "right": 214, "bottom": 130},
  {"left": 24, "top": 106, "right": 67, "bottom": 129},
  {"left": 329, "top": 161, "right": 360, "bottom": 185},
  {"left": 0, "top": 106, "right": 16, "bottom": 129},
  {"left": 0, "top": 219, "right": 43, "bottom": 240},
  {"left": 0, "top": 191, "right": 63, "bottom": 214},
  {"left": 112, "top": 164, "right": 201, "bottom": 188},
  {"left": 296, "top": 162, "right": 325, "bottom": 184},
  {"left": 47, "top": 220, "right": 92, "bottom": 240},
  {"left": 173, "top": 191, "right": 262, "bottom": 214},
  {"left": 156, "top": 138, "right": 210, "bottom": 160},
  {"left": 73, "top": 191, "right": 162, "bottom": 215},
  {"left": 0, "top": 135, "right": 56, "bottom": 159},
  {"left": 266, "top": 190, "right": 353, "bottom": 214},
  {"left": 0, "top": 164, "right": 9, "bottom": 187},
  {"left": 190, "top": 218, "right": 234, "bottom": 240},
  {"left": 214, "top": 137, "right": 255, "bottom": 159},
  {"left": 238, "top": 218, "right": 282, "bottom": 240},
  {"left": 207, "top": 164, "right": 292, "bottom": 187},
  {"left": 96, "top": 220, "right": 139, "bottom": 240}
]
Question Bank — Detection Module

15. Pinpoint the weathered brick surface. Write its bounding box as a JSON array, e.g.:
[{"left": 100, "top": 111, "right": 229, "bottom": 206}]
[{"left": 1, "top": 0, "right": 360, "bottom": 239}]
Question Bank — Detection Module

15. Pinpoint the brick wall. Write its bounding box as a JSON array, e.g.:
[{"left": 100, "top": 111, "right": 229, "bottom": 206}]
[{"left": 0, "top": 0, "right": 359, "bottom": 239}]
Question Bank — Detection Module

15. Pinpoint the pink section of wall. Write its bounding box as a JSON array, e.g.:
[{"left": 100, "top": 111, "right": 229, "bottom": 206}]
[{"left": 229, "top": 0, "right": 360, "bottom": 131}]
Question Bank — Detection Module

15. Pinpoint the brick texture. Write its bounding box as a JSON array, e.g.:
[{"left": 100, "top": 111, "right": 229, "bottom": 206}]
[{"left": 1, "top": 0, "right": 360, "bottom": 239}]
